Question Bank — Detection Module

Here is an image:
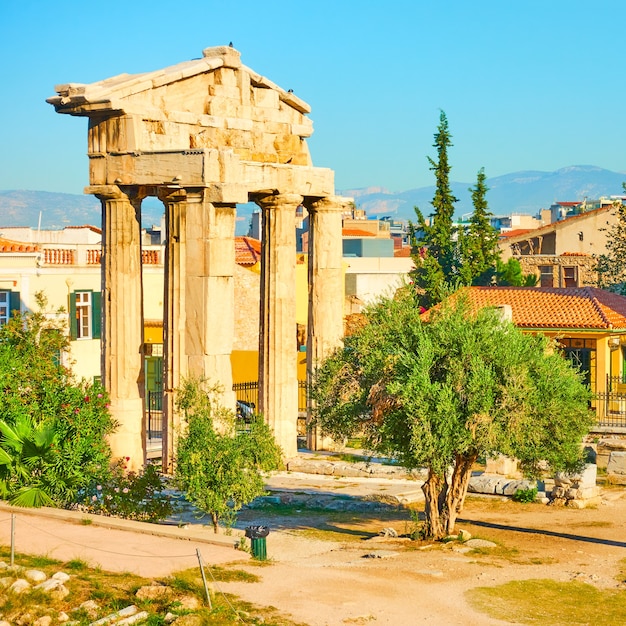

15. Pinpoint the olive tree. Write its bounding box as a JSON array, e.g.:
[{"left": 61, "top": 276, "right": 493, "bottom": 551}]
[
  {"left": 312, "top": 289, "right": 593, "bottom": 540},
  {"left": 175, "top": 377, "right": 282, "bottom": 532}
]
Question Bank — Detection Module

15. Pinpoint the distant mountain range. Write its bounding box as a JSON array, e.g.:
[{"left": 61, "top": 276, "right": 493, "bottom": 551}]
[
  {"left": 1, "top": 166, "right": 624, "bottom": 233},
  {"left": 341, "top": 165, "right": 626, "bottom": 220}
]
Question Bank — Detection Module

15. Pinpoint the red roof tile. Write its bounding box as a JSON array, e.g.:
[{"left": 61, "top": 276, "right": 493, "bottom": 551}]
[
  {"left": 235, "top": 236, "right": 261, "bottom": 266},
  {"left": 66, "top": 225, "right": 102, "bottom": 234},
  {"left": 499, "top": 229, "right": 533, "bottom": 238},
  {"left": 438, "top": 286, "right": 626, "bottom": 330},
  {"left": 394, "top": 247, "right": 413, "bottom": 257},
  {"left": 342, "top": 228, "right": 376, "bottom": 237},
  {"left": 502, "top": 206, "right": 612, "bottom": 243},
  {"left": 0, "top": 237, "right": 39, "bottom": 253}
]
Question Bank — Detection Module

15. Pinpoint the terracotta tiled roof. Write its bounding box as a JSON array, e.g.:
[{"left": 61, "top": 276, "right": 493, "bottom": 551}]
[
  {"left": 502, "top": 206, "right": 611, "bottom": 243},
  {"left": 342, "top": 228, "right": 376, "bottom": 237},
  {"left": 394, "top": 246, "right": 413, "bottom": 257},
  {"left": 235, "top": 236, "right": 261, "bottom": 266},
  {"left": 438, "top": 286, "right": 626, "bottom": 330},
  {"left": 0, "top": 237, "right": 39, "bottom": 253},
  {"left": 499, "top": 229, "right": 533, "bottom": 239},
  {"left": 66, "top": 225, "right": 102, "bottom": 234}
]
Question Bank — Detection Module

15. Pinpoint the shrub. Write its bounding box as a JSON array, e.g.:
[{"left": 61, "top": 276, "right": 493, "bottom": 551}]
[
  {"left": 512, "top": 486, "right": 538, "bottom": 503},
  {"left": 0, "top": 294, "right": 116, "bottom": 506},
  {"left": 76, "top": 461, "right": 173, "bottom": 522},
  {"left": 175, "top": 377, "right": 282, "bottom": 532}
]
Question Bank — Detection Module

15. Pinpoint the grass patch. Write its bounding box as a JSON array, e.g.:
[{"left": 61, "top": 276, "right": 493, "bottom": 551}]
[
  {"left": 0, "top": 547, "right": 300, "bottom": 625},
  {"left": 467, "top": 579, "right": 626, "bottom": 625}
]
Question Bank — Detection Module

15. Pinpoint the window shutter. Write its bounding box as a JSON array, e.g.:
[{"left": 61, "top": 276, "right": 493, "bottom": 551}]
[
  {"left": 69, "top": 292, "right": 77, "bottom": 340},
  {"left": 92, "top": 291, "right": 102, "bottom": 339},
  {"left": 9, "top": 291, "right": 20, "bottom": 318}
]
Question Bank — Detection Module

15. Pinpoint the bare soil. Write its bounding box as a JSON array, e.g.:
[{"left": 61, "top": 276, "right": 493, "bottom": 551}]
[{"left": 220, "top": 488, "right": 626, "bottom": 625}]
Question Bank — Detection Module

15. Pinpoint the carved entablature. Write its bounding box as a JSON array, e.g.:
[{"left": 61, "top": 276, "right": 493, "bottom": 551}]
[{"left": 47, "top": 46, "right": 334, "bottom": 202}]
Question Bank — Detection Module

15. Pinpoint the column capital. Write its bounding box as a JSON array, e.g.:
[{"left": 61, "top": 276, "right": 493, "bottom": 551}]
[
  {"left": 254, "top": 192, "right": 303, "bottom": 211},
  {"left": 88, "top": 184, "right": 150, "bottom": 203},
  {"left": 304, "top": 195, "right": 352, "bottom": 213}
]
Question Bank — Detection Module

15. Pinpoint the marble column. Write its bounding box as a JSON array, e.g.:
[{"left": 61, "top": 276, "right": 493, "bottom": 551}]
[
  {"left": 305, "top": 196, "right": 345, "bottom": 450},
  {"left": 160, "top": 188, "right": 187, "bottom": 473},
  {"left": 256, "top": 193, "right": 303, "bottom": 459},
  {"left": 160, "top": 187, "right": 237, "bottom": 470},
  {"left": 95, "top": 185, "right": 146, "bottom": 471}
]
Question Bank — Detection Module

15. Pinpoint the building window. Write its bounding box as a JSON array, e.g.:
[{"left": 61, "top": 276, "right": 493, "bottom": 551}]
[
  {"left": 563, "top": 266, "right": 578, "bottom": 288},
  {"left": 559, "top": 338, "right": 596, "bottom": 388},
  {"left": 76, "top": 291, "right": 92, "bottom": 338},
  {"left": 0, "top": 291, "right": 8, "bottom": 326},
  {"left": 539, "top": 266, "right": 553, "bottom": 288},
  {"left": 0, "top": 290, "right": 20, "bottom": 326},
  {"left": 70, "top": 290, "right": 101, "bottom": 340}
]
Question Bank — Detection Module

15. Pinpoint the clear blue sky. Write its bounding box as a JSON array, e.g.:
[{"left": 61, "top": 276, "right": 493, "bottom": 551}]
[{"left": 1, "top": 0, "right": 624, "bottom": 196}]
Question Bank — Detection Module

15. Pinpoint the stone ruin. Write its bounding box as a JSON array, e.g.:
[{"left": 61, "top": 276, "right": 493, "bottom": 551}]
[{"left": 47, "top": 46, "right": 347, "bottom": 470}]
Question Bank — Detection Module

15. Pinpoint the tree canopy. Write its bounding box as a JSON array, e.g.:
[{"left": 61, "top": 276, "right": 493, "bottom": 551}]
[
  {"left": 597, "top": 183, "right": 626, "bottom": 295},
  {"left": 175, "top": 378, "right": 282, "bottom": 532},
  {"left": 312, "top": 289, "right": 593, "bottom": 539},
  {"left": 0, "top": 294, "right": 115, "bottom": 506}
]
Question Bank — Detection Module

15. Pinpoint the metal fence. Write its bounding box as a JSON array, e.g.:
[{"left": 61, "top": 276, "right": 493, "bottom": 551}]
[
  {"left": 146, "top": 381, "right": 310, "bottom": 441},
  {"left": 594, "top": 391, "right": 626, "bottom": 428},
  {"left": 147, "top": 390, "right": 163, "bottom": 440},
  {"left": 232, "top": 380, "right": 308, "bottom": 413}
]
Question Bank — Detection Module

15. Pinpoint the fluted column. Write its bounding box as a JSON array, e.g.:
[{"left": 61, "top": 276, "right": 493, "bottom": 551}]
[
  {"left": 305, "top": 196, "right": 346, "bottom": 450},
  {"left": 185, "top": 191, "right": 236, "bottom": 402},
  {"left": 160, "top": 187, "right": 237, "bottom": 470},
  {"left": 96, "top": 185, "right": 146, "bottom": 471},
  {"left": 160, "top": 188, "right": 187, "bottom": 473},
  {"left": 256, "top": 193, "right": 303, "bottom": 459}
]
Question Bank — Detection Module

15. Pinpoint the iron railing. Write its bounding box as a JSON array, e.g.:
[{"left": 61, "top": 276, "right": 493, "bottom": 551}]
[
  {"left": 147, "top": 390, "right": 163, "bottom": 440},
  {"left": 232, "top": 380, "right": 308, "bottom": 413}
]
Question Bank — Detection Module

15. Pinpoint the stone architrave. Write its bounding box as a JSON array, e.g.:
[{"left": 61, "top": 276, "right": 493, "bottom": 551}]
[
  {"left": 305, "top": 196, "right": 346, "bottom": 450},
  {"left": 256, "top": 193, "right": 303, "bottom": 459},
  {"left": 93, "top": 185, "right": 146, "bottom": 470}
]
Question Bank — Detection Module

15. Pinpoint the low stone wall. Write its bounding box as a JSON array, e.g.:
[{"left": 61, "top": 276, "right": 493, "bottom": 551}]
[
  {"left": 543, "top": 464, "right": 601, "bottom": 509},
  {"left": 467, "top": 475, "right": 534, "bottom": 496},
  {"left": 285, "top": 457, "right": 427, "bottom": 480}
]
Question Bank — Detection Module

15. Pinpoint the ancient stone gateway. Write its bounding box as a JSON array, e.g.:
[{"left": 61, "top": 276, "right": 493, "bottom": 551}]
[{"left": 47, "top": 46, "right": 345, "bottom": 470}]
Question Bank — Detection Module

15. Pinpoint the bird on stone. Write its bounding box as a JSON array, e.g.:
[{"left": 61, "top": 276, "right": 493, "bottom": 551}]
[{"left": 229, "top": 42, "right": 233, "bottom": 47}]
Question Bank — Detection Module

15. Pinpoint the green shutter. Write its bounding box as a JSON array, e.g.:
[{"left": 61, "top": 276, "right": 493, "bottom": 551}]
[
  {"left": 92, "top": 291, "right": 102, "bottom": 339},
  {"left": 9, "top": 291, "right": 20, "bottom": 318},
  {"left": 69, "top": 292, "right": 77, "bottom": 340}
]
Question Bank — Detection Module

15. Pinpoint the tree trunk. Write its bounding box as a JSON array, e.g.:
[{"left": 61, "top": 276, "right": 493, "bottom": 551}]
[
  {"left": 421, "top": 469, "right": 447, "bottom": 540},
  {"left": 212, "top": 512, "right": 219, "bottom": 533},
  {"left": 444, "top": 452, "right": 477, "bottom": 535}
]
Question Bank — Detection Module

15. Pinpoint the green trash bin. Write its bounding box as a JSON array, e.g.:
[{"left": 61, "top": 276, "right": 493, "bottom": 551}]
[{"left": 245, "top": 525, "right": 270, "bottom": 560}]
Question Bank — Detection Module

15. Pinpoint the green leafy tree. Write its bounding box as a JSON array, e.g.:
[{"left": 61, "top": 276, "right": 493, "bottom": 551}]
[
  {"left": 312, "top": 289, "right": 592, "bottom": 540},
  {"left": 175, "top": 378, "right": 282, "bottom": 532},
  {"left": 0, "top": 293, "right": 116, "bottom": 506},
  {"left": 597, "top": 184, "right": 626, "bottom": 294},
  {"left": 460, "top": 168, "right": 501, "bottom": 285},
  {"left": 495, "top": 258, "right": 538, "bottom": 287},
  {"left": 410, "top": 111, "right": 459, "bottom": 307}
]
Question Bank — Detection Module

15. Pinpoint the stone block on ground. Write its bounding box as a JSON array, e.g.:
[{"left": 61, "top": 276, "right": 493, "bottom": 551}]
[
  {"left": 607, "top": 452, "right": 626, "bottom": 476},
  {"left": 597, "top": 439, "right": 626, "bottom": 468},
  {"left": 25, "top": 569, "right": 47, "bottom": 583},
  {"left": 464, "top": 539, "right": 497, "bottom": 549},
  {"left": 9, "top": 579, "right": 31, "bottom": 593},
  {"left": 485, "top": 454, "right": 519, "bottom": 476}
]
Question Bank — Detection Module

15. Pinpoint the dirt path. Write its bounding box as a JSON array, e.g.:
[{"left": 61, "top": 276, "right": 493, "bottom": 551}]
[
  {"left": 220, "top": 490, "right": 626, "bottom": 625},
  {"left": 1, "top": 486, "right": 625, "bottom": 625}
]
